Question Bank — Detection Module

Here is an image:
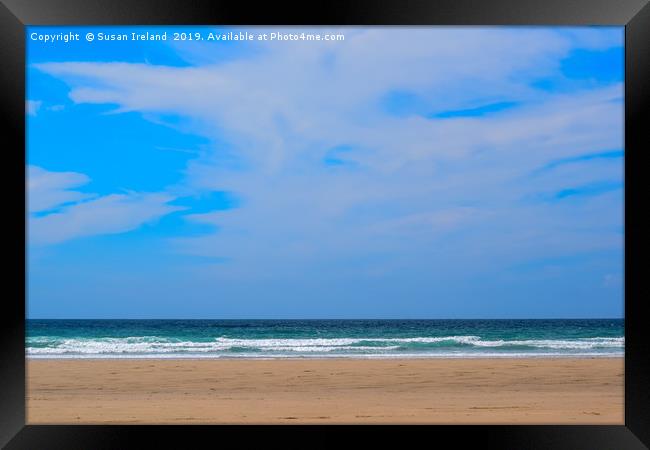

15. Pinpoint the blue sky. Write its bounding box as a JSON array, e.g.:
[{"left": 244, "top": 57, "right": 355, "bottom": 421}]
[{"left": 26, "top": 26, "right": 624, "bottom": 319}]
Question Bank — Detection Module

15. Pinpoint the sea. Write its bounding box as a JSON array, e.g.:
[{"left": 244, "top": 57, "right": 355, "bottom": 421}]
[{"left": 26, "top": 319, "right": 624, "bottom": 359}]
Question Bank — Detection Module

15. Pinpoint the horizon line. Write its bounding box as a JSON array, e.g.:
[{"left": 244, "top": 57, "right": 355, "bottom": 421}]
[{"left": 26, "top": 317, "right": 625, "bottom": 321}]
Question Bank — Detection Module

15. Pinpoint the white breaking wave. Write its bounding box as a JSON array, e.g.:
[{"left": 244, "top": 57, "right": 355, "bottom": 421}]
[
  {"left": 26, "top": 351, "right": 625, "bottom": 360},
  {"left": 26, "top": 335, "right": 624, "bottom": 357},
  {"left": 440, "top": 336, "right": 625, "bottom": 349}
]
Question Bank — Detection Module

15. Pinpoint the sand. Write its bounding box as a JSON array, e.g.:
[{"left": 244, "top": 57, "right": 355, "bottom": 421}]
[{"left": 26, "top": 358, "right": 624, "bottom": 424}]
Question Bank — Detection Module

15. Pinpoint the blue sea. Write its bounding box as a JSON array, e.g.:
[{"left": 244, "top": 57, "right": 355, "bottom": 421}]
[{"left": 26, "top": 319, "right": 624, "bottom": 359}]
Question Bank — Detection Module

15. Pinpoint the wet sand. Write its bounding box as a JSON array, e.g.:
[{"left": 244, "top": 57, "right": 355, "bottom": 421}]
[{"left": 27, "top": 358, "right": 624, "bottom": 424}]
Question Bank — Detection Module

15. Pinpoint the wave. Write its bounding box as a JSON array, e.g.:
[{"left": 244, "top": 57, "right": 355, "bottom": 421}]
[
  {"left": 27, "top": 352, "right": 625, "bottom": 360},
  {"left": 26, "top": 335, "right": 624, "bottom": 357}
]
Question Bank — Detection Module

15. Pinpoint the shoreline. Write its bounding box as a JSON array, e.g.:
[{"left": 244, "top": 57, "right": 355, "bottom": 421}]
[
  {"left": 26, "top": 354, "right": 625, "bottom": 360},
  {"left": 27, "top": 357, "right": 624, "bottom": 424}
]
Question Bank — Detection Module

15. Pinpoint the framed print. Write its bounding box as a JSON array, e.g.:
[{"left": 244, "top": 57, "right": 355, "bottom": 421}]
[{"left": 1, "top": 0, "right": 649, "bottom": 448}]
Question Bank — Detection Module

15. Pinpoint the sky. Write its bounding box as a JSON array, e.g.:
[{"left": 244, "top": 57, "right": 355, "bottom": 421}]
[{"left": 26, "top": 26, "right": 624, "bottom": 319}]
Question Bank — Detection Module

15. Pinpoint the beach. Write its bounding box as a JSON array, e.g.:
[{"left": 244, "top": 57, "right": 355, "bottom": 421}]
[{"left": 27, "top": 357, "right": 624, "bottom": 424}]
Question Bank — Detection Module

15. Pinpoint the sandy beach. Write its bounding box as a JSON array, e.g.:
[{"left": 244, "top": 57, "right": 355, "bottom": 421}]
[{"left": 26, "top": 358, "right": 623, "bottom": 424}]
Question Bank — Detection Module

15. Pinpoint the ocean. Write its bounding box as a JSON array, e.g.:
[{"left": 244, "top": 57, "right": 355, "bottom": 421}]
[{"left": 26, "top": 319, "right": 624, "bottom": 359}]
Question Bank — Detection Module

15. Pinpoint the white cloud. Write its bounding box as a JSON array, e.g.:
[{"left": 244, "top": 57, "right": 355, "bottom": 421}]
[
  {"left": 369, "top": 207, "right": 480, "bottom": 235},
  {"left": 27, "top": 166, "right": 182, "bottom": 245},
  {"left": 33, "top": 27, "right": 624, "bottom": 277},
  {"left": 27, "top": 165, "right": 93, "bottom": 212},
  {"left": 26, "top": 100, "right": 42, "bottom": 116},
  {"left": 29, "top": 192, "right": 182, "bottom": 245}
]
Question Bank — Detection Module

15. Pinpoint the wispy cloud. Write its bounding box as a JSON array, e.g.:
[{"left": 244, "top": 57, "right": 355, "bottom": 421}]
[
  {"left": 31, "top": 27, "right": 624, "bottom": 281},
  {"left": 536, "top": 149, "right": 623, "bottom": 173},
  {"left": 26, "top": 100, "right": 42, "bottom": 116},
  {"left": 29, "top": 192, "right": 183, "bottom": 245},
  {"left": 28, "top": 166, "right": 182, "bottom": 245},
  {"left": 553, "top": 180, "right": 623, "bottom": 200},
  {"left": 27, "top": 165, "right": 93, "bottom": 213},
  {"left": 428, "top": 101, "right": 520, "bottom": 119}
]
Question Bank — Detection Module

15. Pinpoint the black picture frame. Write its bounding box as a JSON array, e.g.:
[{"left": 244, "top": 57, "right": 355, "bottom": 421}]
[{"left": 1, "top": 0, "right": 648, "bottom": 448}]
